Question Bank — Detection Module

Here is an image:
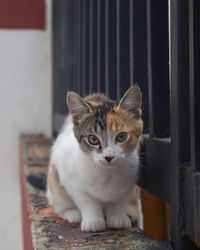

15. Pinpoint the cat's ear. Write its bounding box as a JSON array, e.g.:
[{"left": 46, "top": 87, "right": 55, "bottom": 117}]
[
  {"left": 67, "top": 92, "right": 92, "bottom": 118},
  {"left": 118, "top": 85, "right": 142, "bottom": 119}
]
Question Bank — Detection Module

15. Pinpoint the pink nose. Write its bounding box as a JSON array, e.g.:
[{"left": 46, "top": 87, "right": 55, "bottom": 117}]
[{"left": 104, "top": 155, "right": 115, "bottom": 163}]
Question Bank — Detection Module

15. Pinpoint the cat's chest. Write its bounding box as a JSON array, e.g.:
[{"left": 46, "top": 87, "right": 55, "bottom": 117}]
[{"left": 86, "top": 169, "right": 134, "bottom": 202}]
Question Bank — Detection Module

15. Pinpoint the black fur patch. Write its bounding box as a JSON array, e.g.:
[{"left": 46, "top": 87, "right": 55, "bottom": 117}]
[{"left": 27, "top": 174, "right": 47, "bottom": 190}]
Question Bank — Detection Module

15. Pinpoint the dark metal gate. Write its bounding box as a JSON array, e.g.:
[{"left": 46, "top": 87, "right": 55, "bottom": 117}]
[{"left": 52, "top": 0, "right": 200, "bottom": 249}]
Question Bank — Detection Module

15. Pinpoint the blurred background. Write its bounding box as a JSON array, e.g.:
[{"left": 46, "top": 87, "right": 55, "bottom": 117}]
[{"left": 0, "top": 0, "right": 51, "bottom": 249}]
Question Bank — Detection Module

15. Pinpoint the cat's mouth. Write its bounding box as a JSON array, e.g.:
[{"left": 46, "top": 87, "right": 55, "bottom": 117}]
[{"left": 98, "top": 160, "right": 118, "bottom": 169}]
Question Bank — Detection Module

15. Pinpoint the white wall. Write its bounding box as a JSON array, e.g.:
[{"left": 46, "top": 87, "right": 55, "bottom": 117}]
[{"left": 0, "top": 12, "right": 52, "bottom": 250}]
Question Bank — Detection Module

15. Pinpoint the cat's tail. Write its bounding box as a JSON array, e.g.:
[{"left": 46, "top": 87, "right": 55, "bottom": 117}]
[{"left": 26, "top": 174, "right": 47, "bottom": 191}]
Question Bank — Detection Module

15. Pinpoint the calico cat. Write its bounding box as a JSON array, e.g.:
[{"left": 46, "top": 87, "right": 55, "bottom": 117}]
[{"left": 47, "top": 86, "right": 143, "bottom": 232}]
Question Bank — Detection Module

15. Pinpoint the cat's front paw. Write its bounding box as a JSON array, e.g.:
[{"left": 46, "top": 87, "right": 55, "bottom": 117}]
[
  {"left": 81, "top": 217, "right": 106, "bottom": 232},
  {"left": 107, "top": 214, "right": 131, "bottom": 229},
  {"left": 62, "top": 209, "right": 81, "bottom": 223}
]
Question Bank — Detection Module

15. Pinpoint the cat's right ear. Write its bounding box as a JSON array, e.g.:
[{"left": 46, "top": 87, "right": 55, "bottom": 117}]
[{"left": 67, "top": 92, "right": 92, "bottom": 118}]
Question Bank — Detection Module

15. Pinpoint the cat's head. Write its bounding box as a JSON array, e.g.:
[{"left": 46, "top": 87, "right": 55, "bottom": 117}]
[{"left": 67, "top": 86, "right": 143, "bottom": 168}]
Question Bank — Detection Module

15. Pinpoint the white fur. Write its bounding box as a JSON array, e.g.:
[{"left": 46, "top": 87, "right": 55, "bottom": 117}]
[{"left": 47, "top": 120, "right": 140, "bottom": 232}]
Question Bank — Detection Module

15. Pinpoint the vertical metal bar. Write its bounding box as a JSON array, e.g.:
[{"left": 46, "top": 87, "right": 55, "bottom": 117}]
[
  {"left": 119, "top": 0, "right": 130, "bottom": 96},
  {"left": 116, "top": 0, "right": 120, "bottom": 100},
  {"left": 89, "top": 0, "right": 93, "bottom": 93},
  {"left": 53, "top": 0, "right": 76, "bottom": 133},
  {"left": 129, "top": 0, "right": 134, "bottom": 86},
  {"left": 77, "top": 0, "right": 81, "bottom": 94},
  {"left": 84, "top": 0, "right": 90, "bottom": 96},
  {"left": 189, "top": 0, "right": 196, "bottom": 170},
  {"left": 97, "top": 0, "right": 101, "bottom": 93},
  {"left": 107, "top": 0, "right": 117, "bottom": 100},
  {"left": 193, "top": 0, "right": 200, "bottom": 169},
  {"left": 170, "top": 0, "right": 183, "bottom": 248},
  {"left": 82, "top": 0, "right": 86, "bottom": 96},
  {"left": 132, "top": 0, "right": 148, "bottom": 133},
  {"left": 73, "top": 0, "right": 77, "bottom": 92},
  {"left": 99, "top": 0, "right": 105, "bottom": 94},
  {"left": 146, "top": 0, "right": 153, "bottom": 138},
  {"left": 53, "top": 0, "right": 59, "bottom": 129},
  {"left": 105, "top": 0, "right": 109, "bottom": 96},
  {"left": 146, "top": 0, "right": 170, "bottom": 138}
]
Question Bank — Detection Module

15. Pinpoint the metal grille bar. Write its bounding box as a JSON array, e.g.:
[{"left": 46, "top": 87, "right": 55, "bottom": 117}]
[{"left": 97, "top": 0, "right": 101, "bottom": 93}]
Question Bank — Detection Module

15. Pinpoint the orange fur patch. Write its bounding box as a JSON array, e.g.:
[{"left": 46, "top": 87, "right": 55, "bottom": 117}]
[
  {"left": 88, "top": 101, "right": 103, "bottom": 107},
  {"left": 84, "top": 93, "right": 106, "bottom": 107},
  {"left": 84, "top": 93, "right": 105, "bottom": 102},
  {"left": 64, "top": 114, "right": 72, "bottom": 124},
  {"left": 106, "top": 107, "right": 143, "bottom": 150},
  {"left": 39, "top": 207, "right": 62, "bottom": 222},
  {"left": 47, "top": 162, "right": 74, "bottom": 204}
]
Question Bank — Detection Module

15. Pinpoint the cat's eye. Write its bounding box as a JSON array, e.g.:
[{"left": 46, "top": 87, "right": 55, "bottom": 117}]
[
  {"left": 116, "top": 132, "right": 128, "bottom": 143},
  {"left": 88, "top": 135, "right": 100, "bottom": 145}
]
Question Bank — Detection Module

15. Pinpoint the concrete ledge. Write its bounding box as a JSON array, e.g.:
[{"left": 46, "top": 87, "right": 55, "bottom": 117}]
[{"left": 20, "top": 135, "right": 172, "bottom": 249}]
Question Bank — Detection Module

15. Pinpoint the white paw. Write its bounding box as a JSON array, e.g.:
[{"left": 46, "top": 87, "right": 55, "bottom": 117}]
[
  {"left": 81, "top": 217, "right": 106, "bottom": 232},
  {"left": 62, "top": 209, "right": 81, "bottom": 223},
  {"left": 107, "top": 214, "right": 132, "bottom": 229}
]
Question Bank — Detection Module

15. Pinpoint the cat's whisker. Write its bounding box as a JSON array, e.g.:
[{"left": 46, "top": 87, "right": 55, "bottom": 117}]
[
  {"left": 139, "top": 159, "right": 154, "bottom": 174},
  {"left": 139, "top": 156, "right": 153, "bottom": 164},
  {"left": 91, "top": 162, "right": 98, "bottom": 176},
  {"left": 139, "top": 154, "right": 153, "bottom": 163},
  {"left": 94, "top": 164, "right": 99, "bottom": 176},
  {"left": 140, "top": 152, "right": 153, "bottom": 159},
  {"left": 138, "top": 162, "right": 151, "bottom": 173}
]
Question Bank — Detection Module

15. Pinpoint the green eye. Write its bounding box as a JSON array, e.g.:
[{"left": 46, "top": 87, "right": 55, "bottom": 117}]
[
  {"left": 116, "top": 132, "right": 127, "bottom": 143},
  {"left": 88, "top": 135, "right": 100, "bottom": 145}
]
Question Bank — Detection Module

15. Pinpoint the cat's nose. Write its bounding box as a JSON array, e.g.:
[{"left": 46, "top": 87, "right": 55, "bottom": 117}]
[{"left": 104, "top": 155, "right": 115, "bottom": 163}]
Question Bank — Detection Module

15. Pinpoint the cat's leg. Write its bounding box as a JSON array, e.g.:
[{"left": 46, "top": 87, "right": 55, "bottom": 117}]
[
  {"left": 61, "top": 208, "right": 81, "bottom": 223},
  {"left": 47, "top": 188, "right": 81, "bottom": 223},
  {"left": 71, "top": 191, "right": 106, "bottom": 232},
  {"left": 47, "top": 162, "right": 81, "bottom": 223},
  {"left": 106, "top": 191, "right": 132, "bottom": 229}
]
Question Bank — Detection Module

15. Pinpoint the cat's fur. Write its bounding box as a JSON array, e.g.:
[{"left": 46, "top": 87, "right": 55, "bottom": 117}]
[{"left": 47, "top": 86, "right": 143, "bottom": 232}]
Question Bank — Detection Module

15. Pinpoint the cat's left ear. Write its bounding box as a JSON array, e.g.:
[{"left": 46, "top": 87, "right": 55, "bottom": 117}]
[{"left": 118, "top": 85, "right": 142, "bottom": 119}]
